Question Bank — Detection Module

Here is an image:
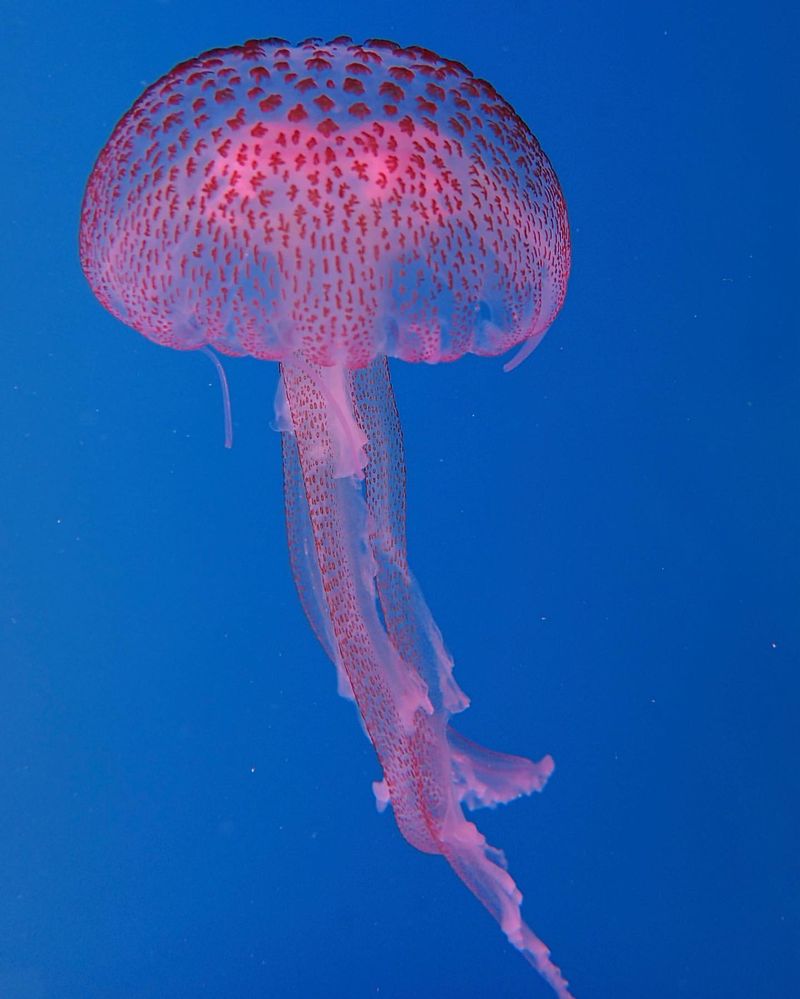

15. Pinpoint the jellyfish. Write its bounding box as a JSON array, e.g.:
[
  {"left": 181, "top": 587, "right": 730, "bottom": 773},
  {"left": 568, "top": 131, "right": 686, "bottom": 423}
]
[{"left": 80, "top": 37, "right": 572, "bottom": 997}]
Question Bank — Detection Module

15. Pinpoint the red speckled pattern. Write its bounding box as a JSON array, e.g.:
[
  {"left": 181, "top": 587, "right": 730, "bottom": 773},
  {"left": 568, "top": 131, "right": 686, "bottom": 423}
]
[{"left": 80, "top": 37, "right": 569, "bottom": 367}]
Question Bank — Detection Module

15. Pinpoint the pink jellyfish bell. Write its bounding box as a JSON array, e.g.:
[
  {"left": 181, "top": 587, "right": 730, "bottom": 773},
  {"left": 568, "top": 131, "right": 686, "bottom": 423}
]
[{"left": 80, "top": 37, "right": 572, "bottom": 998}]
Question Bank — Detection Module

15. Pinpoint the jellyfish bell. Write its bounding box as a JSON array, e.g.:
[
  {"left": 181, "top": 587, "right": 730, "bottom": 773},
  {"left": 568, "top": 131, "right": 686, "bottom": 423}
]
[
  {"left": 80, "top": 36, "right": 569, "bottom": 370},
  {"left": 80, "top": 37, "right": 573, "bottom": 999}
]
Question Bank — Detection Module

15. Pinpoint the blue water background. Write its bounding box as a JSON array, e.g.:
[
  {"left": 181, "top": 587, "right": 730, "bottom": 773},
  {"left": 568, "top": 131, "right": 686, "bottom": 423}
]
[{"left": 2, "top": 2, "right": 796, "bottom": 997}]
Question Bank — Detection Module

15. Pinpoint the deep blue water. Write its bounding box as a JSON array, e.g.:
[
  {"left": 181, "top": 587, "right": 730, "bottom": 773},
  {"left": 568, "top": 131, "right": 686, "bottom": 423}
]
[{"left": 2, "top": 2, "right": 797, "bottom": 997}]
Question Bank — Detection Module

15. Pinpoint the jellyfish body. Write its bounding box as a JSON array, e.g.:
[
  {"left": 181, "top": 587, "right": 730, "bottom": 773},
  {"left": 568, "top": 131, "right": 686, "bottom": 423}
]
[{"left": 81, "top": 38, "right": 572, "bottom": 997}]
